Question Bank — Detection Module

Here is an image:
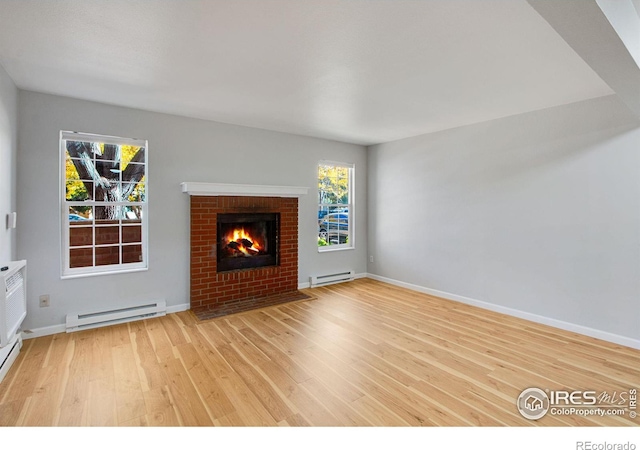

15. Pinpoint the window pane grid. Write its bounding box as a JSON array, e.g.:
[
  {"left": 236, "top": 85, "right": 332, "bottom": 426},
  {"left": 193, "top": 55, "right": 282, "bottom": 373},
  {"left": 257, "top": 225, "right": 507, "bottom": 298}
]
[
  {"left": 318, "top": 162, "right": 353, "bottom": 249},
  {"left": 62, "top": 132, "right": 147, "bottom": 276}
]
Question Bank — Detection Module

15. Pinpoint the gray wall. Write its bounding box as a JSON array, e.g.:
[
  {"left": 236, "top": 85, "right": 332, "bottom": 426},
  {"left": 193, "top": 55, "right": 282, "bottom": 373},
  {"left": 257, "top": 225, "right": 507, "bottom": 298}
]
[
  {"left": 15, "top": 88, "right": 640, "bottom": 344},
  {"left": 0, "top": 64, "right": 17, "bottom": 262},
  {"left": 368, "top": 95, "right": 640, "bottom": 342},
  {"left": 17, "top": 91, "right": 367, "bottom": 332}
]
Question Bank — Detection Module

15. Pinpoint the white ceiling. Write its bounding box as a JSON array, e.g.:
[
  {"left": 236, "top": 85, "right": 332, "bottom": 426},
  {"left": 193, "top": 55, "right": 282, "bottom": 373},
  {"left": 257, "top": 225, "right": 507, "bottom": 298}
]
[{"left": 0, "top": 0, "right": 614, "bottom": 145}]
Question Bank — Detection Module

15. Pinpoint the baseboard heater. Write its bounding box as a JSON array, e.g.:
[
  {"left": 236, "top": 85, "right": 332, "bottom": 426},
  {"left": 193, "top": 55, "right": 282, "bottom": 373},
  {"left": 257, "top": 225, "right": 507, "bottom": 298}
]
[
  {"left": 309, "top": 270, "right": 355, "bottom": 288},
  {"left": 66, "top": 300, "right": 166, "bottom": 333}
]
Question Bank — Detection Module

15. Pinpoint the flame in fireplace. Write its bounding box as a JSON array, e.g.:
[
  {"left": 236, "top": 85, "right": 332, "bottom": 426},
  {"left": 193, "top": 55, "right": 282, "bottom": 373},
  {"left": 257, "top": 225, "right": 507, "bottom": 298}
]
[{"left": 223, "top": 226, "right": 264, "bottom": 256}]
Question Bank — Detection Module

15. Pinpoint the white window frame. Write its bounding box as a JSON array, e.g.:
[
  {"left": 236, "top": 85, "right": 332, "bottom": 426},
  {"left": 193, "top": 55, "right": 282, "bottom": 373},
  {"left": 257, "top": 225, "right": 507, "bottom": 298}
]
[
  {"left": 60, "top": 131, "right": 149, "bottom": 278},
  {"left": 317, "top": 160, "right": 355, "bottom": 252}
]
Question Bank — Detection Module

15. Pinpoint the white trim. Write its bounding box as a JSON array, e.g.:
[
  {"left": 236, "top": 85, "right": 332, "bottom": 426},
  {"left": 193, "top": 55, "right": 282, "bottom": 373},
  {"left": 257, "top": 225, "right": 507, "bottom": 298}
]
[
  {"left": 319, "top": 160, "right": 355, "bottom": 170},
  {"left": 21, "top": 273, "right": 637, "bottom": 351},
  {"left": 167, "top": 303, "right": 190, "bottom": 314},
  {"left": 317, "top": 245, "right": 355, "bottom": 253},
  {"left": 181, "top": 182, "right": 308, "bottom": 197},
  {"left": 60, "top": 266, "right": 148, "bottom": 280},
  {"left": 366, "top": 273, "right": 640, "bottom": 350},
  {"left": 21, "top": 325, "right": 66, "bottom": 340},
  {"left": 61, "top": 130, "right": 147, "bottom": 148}
]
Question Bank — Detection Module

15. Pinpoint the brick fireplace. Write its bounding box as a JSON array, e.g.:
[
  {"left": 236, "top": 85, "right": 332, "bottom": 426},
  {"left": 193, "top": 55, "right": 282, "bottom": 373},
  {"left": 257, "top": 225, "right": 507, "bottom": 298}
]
[{"left": 183, "top": 182, "right": 309, "bottom": 320}]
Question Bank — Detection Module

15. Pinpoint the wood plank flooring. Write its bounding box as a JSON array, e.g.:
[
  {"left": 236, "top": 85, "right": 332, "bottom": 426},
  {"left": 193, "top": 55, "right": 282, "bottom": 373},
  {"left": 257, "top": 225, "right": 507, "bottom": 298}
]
[{"left": 0, "top": 278, "right": 638, "bottom": 426}]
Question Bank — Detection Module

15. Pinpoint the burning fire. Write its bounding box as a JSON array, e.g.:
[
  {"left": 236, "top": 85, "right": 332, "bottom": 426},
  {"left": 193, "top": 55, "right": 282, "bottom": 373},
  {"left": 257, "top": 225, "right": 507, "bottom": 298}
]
[{"left": 223, "top": 226, "right": 264, "bottom": 256}]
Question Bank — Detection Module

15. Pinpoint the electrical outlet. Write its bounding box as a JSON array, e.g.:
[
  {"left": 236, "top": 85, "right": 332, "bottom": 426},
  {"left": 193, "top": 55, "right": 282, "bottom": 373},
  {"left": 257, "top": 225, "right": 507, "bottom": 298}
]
[
  {"left": 369, "top": 255, "right": 374, "bottom": 263},
  {"left": 39, "top": 294, "right": 50, "bottom": 307}
]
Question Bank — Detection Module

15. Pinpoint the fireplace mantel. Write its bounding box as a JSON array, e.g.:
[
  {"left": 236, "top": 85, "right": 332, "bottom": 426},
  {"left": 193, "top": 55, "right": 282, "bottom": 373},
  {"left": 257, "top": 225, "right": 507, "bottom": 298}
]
[{"left": 181, "top": 182, "right": 308, "bottom": 198}]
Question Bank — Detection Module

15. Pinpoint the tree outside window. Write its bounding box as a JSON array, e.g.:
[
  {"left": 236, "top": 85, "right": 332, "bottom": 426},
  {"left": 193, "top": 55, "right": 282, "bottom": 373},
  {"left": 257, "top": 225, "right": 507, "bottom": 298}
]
[{"left": 61, "top": 132, "right": 148, "bottom": 277}]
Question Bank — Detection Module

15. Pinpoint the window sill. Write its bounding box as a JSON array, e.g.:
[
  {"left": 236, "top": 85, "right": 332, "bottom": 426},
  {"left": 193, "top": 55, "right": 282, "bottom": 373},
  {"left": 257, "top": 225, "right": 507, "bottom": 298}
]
[
  {"left": 61, "top": 266, "right": 148, "bottom": 280},
  {"left": 318, "top": 245, "right": 354, "bottom": 253}
]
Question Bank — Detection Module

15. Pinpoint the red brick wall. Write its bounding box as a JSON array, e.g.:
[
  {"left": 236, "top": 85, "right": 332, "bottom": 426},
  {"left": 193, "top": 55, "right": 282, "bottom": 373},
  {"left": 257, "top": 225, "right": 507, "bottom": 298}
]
[{"left": 190, "top": 196, "right": 299, "bottom": 318}]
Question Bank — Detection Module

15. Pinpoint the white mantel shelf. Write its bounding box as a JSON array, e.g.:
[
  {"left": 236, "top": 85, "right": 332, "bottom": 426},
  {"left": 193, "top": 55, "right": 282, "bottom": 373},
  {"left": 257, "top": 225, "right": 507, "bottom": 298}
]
[{"left": 181, "top": 182, "right": 308, "bottom": 198}]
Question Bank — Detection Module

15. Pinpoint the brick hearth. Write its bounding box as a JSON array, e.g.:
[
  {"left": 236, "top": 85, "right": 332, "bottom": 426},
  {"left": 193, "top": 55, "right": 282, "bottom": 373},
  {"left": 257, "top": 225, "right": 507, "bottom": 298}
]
[{"left": 189, "top": 195, "right": 305, "bottom": 319}]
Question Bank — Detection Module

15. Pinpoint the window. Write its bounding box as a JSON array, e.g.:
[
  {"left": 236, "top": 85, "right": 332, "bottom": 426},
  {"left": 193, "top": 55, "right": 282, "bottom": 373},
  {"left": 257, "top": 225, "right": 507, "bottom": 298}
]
[
  {"left": 61, "top": 131, "right": 148, "bottom": 277},
  {"left": 318, "top": 161, "right": 354, "bottom": 250}
]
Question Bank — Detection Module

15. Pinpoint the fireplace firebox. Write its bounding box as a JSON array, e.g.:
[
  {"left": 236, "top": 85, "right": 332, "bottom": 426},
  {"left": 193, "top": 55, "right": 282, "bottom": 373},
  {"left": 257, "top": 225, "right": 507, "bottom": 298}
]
[{"left": 216, "top": 213, "right": 279, "bottom": 272}]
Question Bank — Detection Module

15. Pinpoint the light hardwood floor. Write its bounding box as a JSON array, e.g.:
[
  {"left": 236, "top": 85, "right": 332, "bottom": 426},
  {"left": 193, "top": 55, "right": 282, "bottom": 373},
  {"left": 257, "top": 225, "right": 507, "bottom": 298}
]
[{"left": 0, "top": 278, "right": 638, "bottom": 426}]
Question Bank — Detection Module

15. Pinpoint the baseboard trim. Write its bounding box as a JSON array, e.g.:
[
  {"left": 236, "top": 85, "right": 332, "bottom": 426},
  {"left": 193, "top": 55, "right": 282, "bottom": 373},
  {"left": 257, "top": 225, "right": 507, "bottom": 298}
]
[
  {"left": 366, "top": 273, "right": 640, "bottom": 350},
  {"left": 167, "top": 303, "right": 190, "bottom": 315},
  {"left": 21, "top": 324, "right": 65, "bottom": 340},
  {"left": 23, "top": 274, "right": 637, "bottom": 351}
]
